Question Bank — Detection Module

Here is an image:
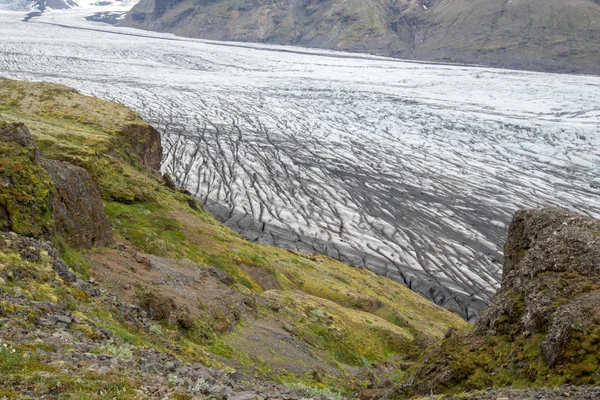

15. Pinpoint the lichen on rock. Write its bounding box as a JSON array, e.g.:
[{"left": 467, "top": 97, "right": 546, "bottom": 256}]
[
  {"left": 42, "top": 158, "right": 112, "bottom": 248},
  {"left": 393, "top": 208, "right": 600, "bottom": 398},
  {"left": 0, "top": 120, "right": 112, "bottom": 248},
  {"left": 118, "top": 124, "right": 163, "bottom": 172}
]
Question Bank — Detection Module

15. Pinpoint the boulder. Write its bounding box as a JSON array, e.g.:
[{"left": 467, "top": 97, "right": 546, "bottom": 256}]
[
  {"left": 0, "top": 122, "right": 37, "bottom": 148},
  {"left": 119, "top": 124, "right": 163, "bottom": 172},
  {"left": 42, "top": 159, "right": 112, "bottom": 248},
  {"left": 138, "top": 290, "right": 176, "bottom": 321},
  {"left": 394, "top": 209, "right": 600, "bottom": 397}
]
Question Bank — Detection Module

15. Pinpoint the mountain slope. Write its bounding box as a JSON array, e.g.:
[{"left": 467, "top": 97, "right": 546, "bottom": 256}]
[
  {"left": 123, "top": 0, "right": 416, "bottom": 56},
  {"left": 0, "top": 77, "right": 467, "bottom": 398},
  {"left": 414, "top": 0, "right": 600, "bottom": 73},
  {"left": 120, "top": 0, "right": 600, "bottom": 74}
]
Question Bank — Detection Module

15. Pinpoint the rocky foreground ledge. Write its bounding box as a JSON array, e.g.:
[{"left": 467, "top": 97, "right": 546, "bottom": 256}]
[{"left": 389, "top": 208, "right": 600, "bottom": 398}]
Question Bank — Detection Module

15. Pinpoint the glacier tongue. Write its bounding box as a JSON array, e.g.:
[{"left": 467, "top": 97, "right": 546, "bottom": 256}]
[{"left": 0, "top": 9, "right": 599, "bottom": 319}]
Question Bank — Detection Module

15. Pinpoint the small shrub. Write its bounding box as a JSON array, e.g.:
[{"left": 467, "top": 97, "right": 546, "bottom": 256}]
[
  {"left": 286, "top": 382, "right": 342, "bottom": 400},
  {"left": 168, "top": 374, "right": 181, "bottom": 388},
  {"left": 95, "top": 339, "right": 133, "bottom": 358},
  {"left": 149, "top": 324, "right": 163, "bottom": 336},
  {"left": 189, "top": 378, "right": 222, "bottom": 394}
]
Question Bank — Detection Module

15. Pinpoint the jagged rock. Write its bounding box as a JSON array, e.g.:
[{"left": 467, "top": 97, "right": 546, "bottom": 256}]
[
  {"left": 42, "top": 159, "right": 112, "bottom": 249},
  {"left": 229, "top": 392, "right": 262, "bottom": 400},
  {"left": 45, "top": 331, "right": 74, "bottom": 346},
  {"left": 51, "top": 259, "right": 77, "bottom": 283},
  {"left": 394, "top": 209, "right": 600, "bottom": 398},
  {"left": 55, "top": 315, "right": 72, "bottom": 324},
  {"left": 1, "top": 121, "right": 112, "bottom": 247},
  {"left": 208, "top": 266, "right": 235, "bottom": 286},
  {"left": 163, "top": 173, "right": 177, "bottom": 190},
  {"left": 176, "top": 306, "right": 193, "bottom": 328},
  {"left": 119, "top": 124, "right": 163, "bottom": 172},
  {"left": 0, "top": 121, "right": 37, "bottom": 149},
  {"left": 0, "top": 204, "right": 10, "bottom": 232},
  {"left": 477, "top": 209, "right": 600, "bottom": 344},
  {"left": 135, "top": 252, "right": 153, "bottom": 269},
  {"left": 476, "top": 209, "right": 600, "bottom": 367}
]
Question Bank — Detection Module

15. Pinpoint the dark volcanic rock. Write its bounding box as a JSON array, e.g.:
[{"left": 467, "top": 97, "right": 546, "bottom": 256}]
[
  {"left": 394, "top": 209, "right": 600, "bottom": 398},
  {"left": 42, "top": 159, "right": 113, "bottom": 249},
  {"left": 446, "top": 385, "right": 600, "bottom": 399},
  {"left": 477, "top": 209, "right": 600, "bottom": 342},
  {"left": 0, "top": 122, "right": 37, "bottom": 149},
  {"left": 119, "top": 124, "right": 163, "bottom": 172},
  {"left": 138, "top": 290, "right": 176, "bottom": 321}
]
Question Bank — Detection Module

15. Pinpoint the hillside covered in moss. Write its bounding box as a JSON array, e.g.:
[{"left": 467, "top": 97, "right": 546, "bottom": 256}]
[
  {"left": 2, "top": 77, "right": 599, "bottom": 400},
  {"left": 0, "top": 78, "right": 469, "bottom": 399}
]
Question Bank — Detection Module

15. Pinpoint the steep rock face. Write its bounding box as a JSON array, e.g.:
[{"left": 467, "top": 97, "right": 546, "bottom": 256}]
[
  {"left": 393, "top": 209, "right": 600, "bottom": 398},
  {"left": 0, "top": 121, "right": 112, "bottom": 248},
  {"left": 42, "top": 159, "right": 113, "bottom": 249},
  {"left": 119, "top": 124, "right": 163, "bottom": 172},
  {"left": 476, "top": 209, "right": 600, "bottom": 365},
  {"left": 120, "top": 0, "right": 600, "bottom": 74}
]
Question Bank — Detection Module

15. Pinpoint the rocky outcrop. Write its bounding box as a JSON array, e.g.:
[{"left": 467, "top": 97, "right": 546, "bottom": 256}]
[
  {"left": 137, "top": 290, "right": 176, "bottom": 321},
  {"left": 393, "top": 208, "right": 600, "bottom": 398},
  {"left": 0, "top": 122, "right": 37, "bottom": 148},
  {"left": 120, "top": 0, "right": 600, "bottom": 74},
  {"left": 42, "top": 159, "right": 112, "bottom": 249},
  {"left": 476, "top": 209, "right": 600, "bottom": 365},
  {"left": 119, "top": 124, "right": 163, "bottom": 172},
  {"left": 0, "top": 121, "right": 112, "bottom": 248}
]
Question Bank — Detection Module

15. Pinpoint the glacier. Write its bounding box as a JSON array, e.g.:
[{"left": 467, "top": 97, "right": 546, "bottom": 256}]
[{"left": 1, "top": 6, "right": 599, "bottom": 319}]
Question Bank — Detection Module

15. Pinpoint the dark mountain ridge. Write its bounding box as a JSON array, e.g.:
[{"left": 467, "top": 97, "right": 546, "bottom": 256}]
[{"left": 120, "top": 0, "right": 600, "bottom": 74}]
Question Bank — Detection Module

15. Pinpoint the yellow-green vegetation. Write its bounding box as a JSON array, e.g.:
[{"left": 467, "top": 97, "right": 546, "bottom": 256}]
[
  {"left": 0, "top": 122, "right": 54, "bottom": 237},
  {"left": 395, "top": 328, "right": 600, "bottom": 398},
  {"left": 0, "top": 342, "right": 135, "bottom": 400},
  {"left": 0, "top": 78, "right": 467, "bottom": 394},
  {"left": 0, "top": 237, "right": 138, "bottom": 399}
]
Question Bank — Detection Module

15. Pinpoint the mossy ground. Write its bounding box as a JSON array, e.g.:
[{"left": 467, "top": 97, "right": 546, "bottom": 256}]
[
  {"left": 397, "top": 328, "right": 600, "bottom": 399},
  {"left": 0, "top": 78, "right": 467, "bottom": 396}
]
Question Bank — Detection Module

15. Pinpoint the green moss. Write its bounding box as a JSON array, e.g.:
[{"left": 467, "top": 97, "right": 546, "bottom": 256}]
[
  {"left": 52, "top": 236, "right": 92, "bottom": 279},
  {"left": 105, "top": 202, "right": 189, "bottom": 258},
  {"left": 237, "top": 276, "right": 254, "bottom": 289},
  {"left": 0, "top": 78, "right": 469, "bottom": 396},
  {"left": 0, "top": 139, "right": 54, "bottom": 237},
  {"left": 332, "top": 274, "right": 350, "bottom": 285}
]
